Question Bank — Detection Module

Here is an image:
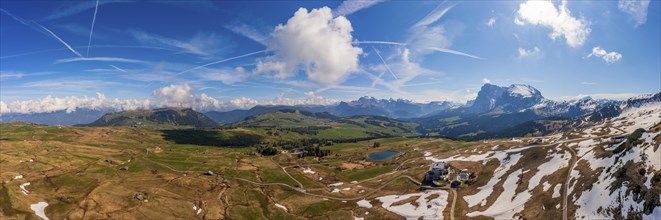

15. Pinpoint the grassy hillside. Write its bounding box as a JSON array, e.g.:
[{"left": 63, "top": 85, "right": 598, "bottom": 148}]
[
  {"left": 85, "top": 107, "right": 218, "bottom": 128},
  {"left": 232, "top": 110, "right": 419, "bottom": 141}
]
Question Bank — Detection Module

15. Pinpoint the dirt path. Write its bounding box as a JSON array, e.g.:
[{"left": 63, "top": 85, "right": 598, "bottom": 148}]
[
  {"left": 449, "top": 189, "right": 457, "bottom": 220},
  {"left": 563, "top": 144, "right": 577, "bottom": 220},
  {"left": 270, "top": 156, "right": 303, "bottom": 188}
]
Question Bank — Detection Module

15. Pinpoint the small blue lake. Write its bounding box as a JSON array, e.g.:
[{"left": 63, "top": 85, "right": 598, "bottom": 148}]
[{"left": 368, "top": 150, "right": 399, "bottom": 160}]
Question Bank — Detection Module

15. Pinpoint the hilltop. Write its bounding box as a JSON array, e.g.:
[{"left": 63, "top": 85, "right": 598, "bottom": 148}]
[{"left": 85, "top": 107, "right": 218, "bottom": 128}]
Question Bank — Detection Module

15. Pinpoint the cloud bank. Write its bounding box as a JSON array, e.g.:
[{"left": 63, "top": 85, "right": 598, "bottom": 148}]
[
  {"left": 0, "top": 84, "right": 338, "bottom": 114},
  {"left": 0, "top": 93, "right": 151, "bottom": 114}
]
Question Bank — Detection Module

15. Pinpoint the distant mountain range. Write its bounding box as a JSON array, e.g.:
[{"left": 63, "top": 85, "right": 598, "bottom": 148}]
[
  {"left": 2, "top": 83, "right": 659, "bottom": 140},
  {"left": 204, "top": 97, "right": 456, "bottom": 124},
  {"left": 0, "top": 109, "right": 109, "bottom": 126}
]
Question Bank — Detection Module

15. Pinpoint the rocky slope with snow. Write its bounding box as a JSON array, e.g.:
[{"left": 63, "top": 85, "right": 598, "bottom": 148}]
[{"left": 422, "top": 98, "right": 661, "bottom": 219}]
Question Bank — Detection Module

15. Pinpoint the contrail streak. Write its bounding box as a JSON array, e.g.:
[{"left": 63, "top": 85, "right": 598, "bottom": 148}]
[
  {"left": 110, "top": 65, "right": 127, "bottom": 73},
  {"left": 354, "top": 41, "right": 405, "bottom": 46},
  {"left": 36, "top": 23, "right": 84, "bottom": 58},
  {"left": 1, "top": 45, "right": 180, "bottom": 60},
  {"left": 413, "top": 5, "right": 453, "bottom": 29},
  {"left": 174, "top": 50, "right": 266, "bottom": 76},
  {"left": 0, "top": 8, "right": 30, "bottom": 26},
  {"left": 372, "top": 47, "right": 398, "bottom": 80},
  {"left": 427, "top": 47, "right": 482, "bottom": 60},
  {"left": 55, "top": 57, "right": 146, "bottom": 64},
  {"left": 356, "top": 40, "right": 482, "bottom": 60},
  {"left": 86, "top": 0, "right": 100, "bottom": 56},
  {"left": 362, "top": 69, "right": 405, "bottom": 94},
  {"left": 371, "top": 71, "right": 386, "bottom": 88}
]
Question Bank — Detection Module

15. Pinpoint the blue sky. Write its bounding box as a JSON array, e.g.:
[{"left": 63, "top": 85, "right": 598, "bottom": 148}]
[{"left": 1, "top": 0, "right": 659, "bottom": 113}]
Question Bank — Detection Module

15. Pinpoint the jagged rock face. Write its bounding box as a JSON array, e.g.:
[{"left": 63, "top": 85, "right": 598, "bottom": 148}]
[
  {"left": 468, "top": 84, "right": 544, "bottom": 113},
  {"left": 464, "top": 84, "right": 622, "bottom": 118},
  {"left": 469, "top": 83, "right": 508, "bottom": 113}
]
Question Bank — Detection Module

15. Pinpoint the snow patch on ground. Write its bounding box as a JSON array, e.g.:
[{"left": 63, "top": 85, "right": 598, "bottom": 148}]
[
  {"left": 463, "top": 153, "right": 523, "bottom": 207},
  {"left": 552, "top": 184, "right": 561, "bottom": 198},
  {"left": 611, "top": 103, "right": 661, "bottom": 133},
  {"left": 466, "top": 150, "right": 570, "bottom": 218},
  {"left": 20, "top": 182, "right": 30, "bottom": 195},
  {"left": 528, "top": 151, "right": 570, "bottom": 188},
  {"left": 573, "top": 131, "right": 660, "bottom": 219},
  {"left": 14, "top": 175, "right": 23, "bottom": 180},
  {"left": 329, "top": 182, "right": 344, "bottom": 187},
  {"left": 643, "top": 206, "right": 661, "bottom": 220},
  {"left": 467, "top": 169, "right": 527, "bottom": 219},
  {"left": 542, "top": 182, "right": 551, "bottom": 191},
  {"left": 192, "top": 205, "right": 202, "bottom": 215},
  {"left": 275, "top": 203, "right": 288, "bottom": 212},
  {"left": 30, "top": 202, "right": 49, "bottom": 220},
  {"left": 357, "top": 199, "right": 372, "bottom": 208},
  {"left": 377, "top": 190, "right": 448, "bottom": 220},
  {"left": 303, "top": 167, "right": 315, "bottom": 174}
]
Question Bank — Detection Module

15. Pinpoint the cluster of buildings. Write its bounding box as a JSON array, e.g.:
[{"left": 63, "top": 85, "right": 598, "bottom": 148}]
[{"left": 422, "top": 161, "right": 473, "bottom": 188}]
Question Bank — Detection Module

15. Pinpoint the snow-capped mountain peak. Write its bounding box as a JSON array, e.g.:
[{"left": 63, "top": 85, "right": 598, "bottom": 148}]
[{"left": 507, "top": 84, "right": 539, "bottom": 98}]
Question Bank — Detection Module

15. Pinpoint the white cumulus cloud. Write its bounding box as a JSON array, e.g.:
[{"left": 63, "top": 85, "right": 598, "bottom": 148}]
[
  {"left": 586, "top": 46, "right": 622, "bottom": 64},
  {"left": 152, "top": 83, "right": 223, "bottom": 111},
  {"left": 255, "top": 7, "right": 363, "bottom": 86},
  {"left": 482, "top": 78, "right": 491, "bottom": 84},
  {"left": 515, "top": 0, "right": 591, "bottom": 47},
  {"left": 486, "top": 17, "right": 496, "bottom": 27},
  {"left": 518, "top": 47, "right": 541, "bottom": 58},
  {"left": 152, "top": 84, "right": 195, "bottom": 107},
  {"left": 618, "top": 0, "right": 650, "bottom": 27}
]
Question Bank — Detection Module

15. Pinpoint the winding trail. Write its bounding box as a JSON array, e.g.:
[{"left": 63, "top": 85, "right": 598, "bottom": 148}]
[
  {"left": 563, "top": 144, "right": 577, "bottom": 220},
  {"left": 449, "top": 189, "right": 457, "bottom": 220},
  {"left": 270, "top": 156, "right": 303, "bottom": 188}
]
